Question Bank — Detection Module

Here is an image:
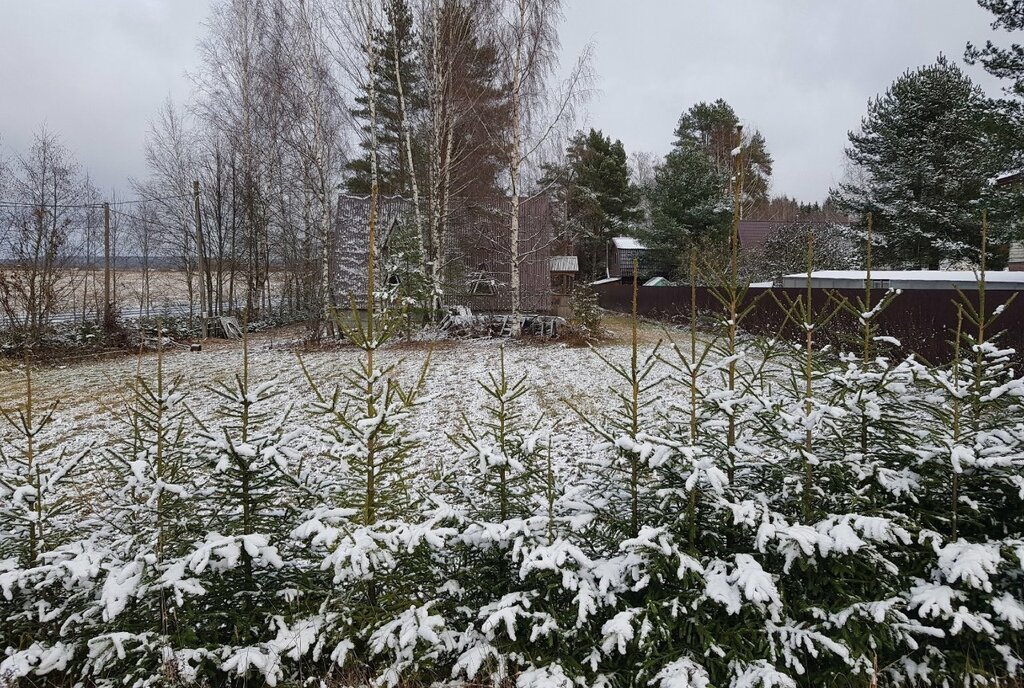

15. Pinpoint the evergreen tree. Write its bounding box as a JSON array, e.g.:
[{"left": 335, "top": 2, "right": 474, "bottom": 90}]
[
  {"left": 644, "top": 143, "right": 731, "bottom": 276},
  {"left": 831, "top": 57, "right": 1014, "bottom": 269},
  {"left": 346, "top": 0, "right": 424, "bottom": 196},
  {"left": 436, "top": 0, "right": 509, "bottom": 205},
  {"left": 542, "top": 129, "right": 642, "bottom": 280},
  {"left": 967, "top": 0, "right": 1024, "bottom": 99},
  {"left": 965, "top": 0, "right": 1024, "bottom": 246},
  {"left": 757, "top": 220, "right": 860, "bottom": 279},
  {"left": 674, "top": 99, "right": 774, "bottom": 210}
]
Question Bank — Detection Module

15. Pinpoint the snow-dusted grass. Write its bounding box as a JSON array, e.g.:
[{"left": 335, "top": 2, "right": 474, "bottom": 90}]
[
  {"left": 3, "top": 308, "right": 1023, "bottom": 688},
  {"left": 0, "top": 317, "right": 679, "bottom": 471}
]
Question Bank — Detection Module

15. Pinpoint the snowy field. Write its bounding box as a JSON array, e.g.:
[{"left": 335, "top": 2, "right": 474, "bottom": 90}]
[{"left": 0, "top": 317, "right": 676, "bottom": 468}]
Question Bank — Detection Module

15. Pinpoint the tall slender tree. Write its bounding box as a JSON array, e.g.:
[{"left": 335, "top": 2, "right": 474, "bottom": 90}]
[
  {"left": 674, "top": 99, "right": 773, "bottom": 213},
  {"left": 346, "top": 0, "right": 424, "bottom": 197},
  {"left": 488, "top": 0, "right": 589, "bottom": 332}
]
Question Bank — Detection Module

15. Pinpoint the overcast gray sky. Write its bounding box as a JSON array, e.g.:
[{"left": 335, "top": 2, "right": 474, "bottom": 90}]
[{"left": 0, "top": 0, "right": 1008, "bottom": 202}]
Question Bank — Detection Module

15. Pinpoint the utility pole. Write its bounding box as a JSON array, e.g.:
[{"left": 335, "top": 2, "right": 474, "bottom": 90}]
[
  {"left": 103, "top": 202, "right": 113, "bottom": 330},
  {"left": 194, "top": 181, "right": 209, "bottom": 338}
]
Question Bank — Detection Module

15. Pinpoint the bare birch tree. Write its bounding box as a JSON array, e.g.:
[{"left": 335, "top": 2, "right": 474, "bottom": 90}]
[
  {"left": 136, "top": 99, "right": 199, "bottom": 317},
  {"left": 321, "top": 0, "right": 386, "bottom": 313},
  {"left": 488, "top": 0, "right": 589, "bottom": 332},
  {"left": 280, "top": 0, "right": 346, "bottom": 332},
  {"left": 195, "top": 0, "right": 273, "bottom": 318},
  {"left": 418, "top": 0, "right": 509, "bottom": 315}
]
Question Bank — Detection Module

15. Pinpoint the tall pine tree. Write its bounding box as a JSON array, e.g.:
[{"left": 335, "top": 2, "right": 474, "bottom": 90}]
[
  {"left": 543, "top": 129, "right": 642, "bottom": 279},
  {"left": 674, "top": 99, "right": 773, "bottom": 211},
  {"left": 346, "top": 0, "right": 424, "bottom": 196},
  {"left": 967, "top": 0, "right": 1024, "bottom": 99},
  {"left": 832, "top": 56, "right": 1014, "bottom": 269}
]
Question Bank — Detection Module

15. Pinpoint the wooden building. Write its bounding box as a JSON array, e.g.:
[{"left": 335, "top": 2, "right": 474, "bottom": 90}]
[
  {"left": 549, "top": 254, "right": 579, "bottom": 317},
  {"left": 607, "top": 236, "right": 649, "bottom": 281},
  {"left": 993, "top": 172, "right": 1024, "bottom": 271}
]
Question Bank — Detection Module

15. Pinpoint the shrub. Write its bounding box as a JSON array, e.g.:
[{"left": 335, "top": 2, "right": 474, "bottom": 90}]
[{"left": 1, "top": 273, "right": 1023, "bottom": 688}]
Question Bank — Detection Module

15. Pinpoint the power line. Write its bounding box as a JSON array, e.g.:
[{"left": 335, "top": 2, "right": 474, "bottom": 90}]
[
  {"left": 0, "top": 200, "right": 103, "bottom": 210},
  {"left": 109, "top": 194, "right": 192, "bottom": 206},
  {"left": 106, "top": 207, "right": 191, "bottom": 234},
  {"left": 0, "top": 193, "right": 191, "bottom": 210}
]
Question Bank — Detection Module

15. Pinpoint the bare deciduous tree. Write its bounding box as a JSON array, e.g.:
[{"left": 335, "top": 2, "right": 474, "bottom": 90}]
[
  {"left": 136, "top": 99, "right": 200, "bottom": 317},
  {"left": 0, "top": 127, "right": 85, "bottom": 338},
  {"left": 195, "top": 0, "right": 273, "bottom": 318},
  {"left": 488, "top": 0, "right": 589, "bottom": 331}
]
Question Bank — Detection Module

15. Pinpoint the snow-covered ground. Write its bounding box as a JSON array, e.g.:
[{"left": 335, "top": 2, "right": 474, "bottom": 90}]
[{"left": 0, "top": 319, "right": 682, "bottom": 469}]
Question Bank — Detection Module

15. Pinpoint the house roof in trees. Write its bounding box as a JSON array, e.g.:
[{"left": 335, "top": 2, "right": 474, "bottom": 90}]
[
  {"left": 738, "top": 219, "right": 851, "bottom": 250},
  {"left": 737, "top": 220, "right": 775, "bottom": 249},
  {"left": 550, "top": 255, "right": 579, "bottom": 273},
  {"left": 612, "top": 236, "right": 646, "bottom": 250},
  {"left": 995, "top": 170, "right": 1024, "bottom": 186}
]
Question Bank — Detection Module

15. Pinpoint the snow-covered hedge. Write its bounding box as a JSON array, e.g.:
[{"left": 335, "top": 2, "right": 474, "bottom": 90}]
[{"left": 1, "top": 283, "right": 1023, "bottom": 688}]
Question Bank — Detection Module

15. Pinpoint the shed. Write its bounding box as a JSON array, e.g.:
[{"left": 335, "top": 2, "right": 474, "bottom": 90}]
[
  {"left": 550, "top": 254, "right": 579, "bottom": 317},
  {"left": 1011, "top": 242, "right": 1024, "bottom": 272},
  {"left": 993, "top": 171, "right": 1024, "bottom": 271},
  {"left": 608, "top": 236, "right": 648, "bottom": 280}
]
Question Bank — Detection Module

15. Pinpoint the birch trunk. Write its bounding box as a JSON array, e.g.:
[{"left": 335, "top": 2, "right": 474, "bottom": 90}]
[
  {"left": 508, "top": 22, "right": 523, "bottom": 336},
  {"left": 426, "top": 0, "right": 445, "bottom": 317},
  {"left": 392, "top": 22, "right": 427, "bottom": 289}
]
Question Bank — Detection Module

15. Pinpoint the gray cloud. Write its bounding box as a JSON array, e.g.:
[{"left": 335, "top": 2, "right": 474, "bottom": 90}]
[
  {"left": 0, "top": 0, "right": 1007, "bottom": 202},
  {"left": 0, "top": 0, "right": 208, "bottom": 194},
  {"left": 559, "top": 0, "right": 1006, "bottom": 201}
]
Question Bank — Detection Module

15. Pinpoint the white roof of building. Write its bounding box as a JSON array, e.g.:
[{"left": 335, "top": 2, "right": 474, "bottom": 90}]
[
  {"left": 612, "top": 236, "right": 646, "bottom": 250},
  {"left": 779, "top": 270, "right": 1024, "bottom": 290},
  {"left": 550, "top": 255, "right": 579, "bottom": 272}
]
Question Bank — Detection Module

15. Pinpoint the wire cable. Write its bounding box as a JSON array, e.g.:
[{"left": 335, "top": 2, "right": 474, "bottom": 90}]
[
  {"left": 106, "top": 207, "right": 191, "bottom": 234},
  {"left": 0, "top": 193, "right": 192, "bottom": 210}
]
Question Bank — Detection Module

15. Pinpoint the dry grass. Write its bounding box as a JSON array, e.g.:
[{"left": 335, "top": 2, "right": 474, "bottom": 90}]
[{"left": 18, "top": 268, "right": 291, "bottom": 315}]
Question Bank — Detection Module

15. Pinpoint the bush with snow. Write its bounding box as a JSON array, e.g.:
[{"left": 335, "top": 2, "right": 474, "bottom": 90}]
[{"left": 1, "top": 277, "right": 1023, "bottom": 688}]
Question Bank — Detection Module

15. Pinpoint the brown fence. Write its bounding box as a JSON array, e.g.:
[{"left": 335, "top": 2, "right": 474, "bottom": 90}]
[{"left": 594, "top": 283, "right": 1024, "bottom": 363}]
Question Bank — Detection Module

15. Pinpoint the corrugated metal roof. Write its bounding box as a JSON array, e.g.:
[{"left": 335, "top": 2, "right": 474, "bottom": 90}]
[
  {"left": 550, "top": 255, "right": 579, "bottom": 272},
  {"left": 737, "top": 220, "right": 852, "bottom": 249},
  {"left": 736, "top": 220, "right": 774, "bottom": 249},
  {"left": 612, "top": 236, "right": 646, "bottom": 250}
]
